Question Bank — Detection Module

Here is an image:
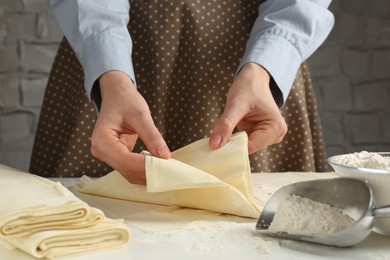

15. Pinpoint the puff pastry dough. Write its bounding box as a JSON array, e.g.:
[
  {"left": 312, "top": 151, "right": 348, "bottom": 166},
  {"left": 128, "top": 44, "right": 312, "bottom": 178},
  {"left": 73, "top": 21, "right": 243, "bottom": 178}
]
[
  {"left": 0, "top": 165, "right": 130, "bottom": 259},
  {"left": 76, "top": 132, "right": 261, "bottom": 218},
  {"left": 0, "top": 165, "right": 103, "bottom": 237}
]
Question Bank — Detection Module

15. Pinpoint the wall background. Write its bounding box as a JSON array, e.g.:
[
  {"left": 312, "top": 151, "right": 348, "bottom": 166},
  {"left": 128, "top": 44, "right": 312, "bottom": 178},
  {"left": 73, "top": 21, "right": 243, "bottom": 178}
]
[
  {"left": 308, "top": 0, "right": 390, "bottom": 159},
  {"left": 0, "top": 1, "right": 389, "bottom": 171},
  {"left": 0, "top": 0, "right": 62, "bottom": 170}
]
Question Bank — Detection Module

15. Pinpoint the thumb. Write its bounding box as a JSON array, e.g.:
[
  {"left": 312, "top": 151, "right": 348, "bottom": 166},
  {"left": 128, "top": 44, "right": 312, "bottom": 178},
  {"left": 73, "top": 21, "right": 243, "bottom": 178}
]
[
  {"left": 209, "top": 103, "right": 245, "bottom": 149},
  {"left": 135, "top": 119, "right": 171, "bottom": 159}
]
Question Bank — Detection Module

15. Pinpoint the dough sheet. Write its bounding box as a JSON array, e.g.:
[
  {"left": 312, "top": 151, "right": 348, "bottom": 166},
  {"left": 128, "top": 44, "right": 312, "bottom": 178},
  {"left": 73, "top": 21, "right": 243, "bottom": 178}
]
[
  {"left": 74, "top": 172, "right": 337, "bottom": 232},
  {"left": 74, "top": 132, "right": 336, "bottom": 232},
  {"left": 0, "top": 165, "right": 104, "bottom": 237},
  {"left": 0, "top": 165, "right": 130, "bottom": 259},
  {"left": 76, "top": 132, "right": 261, "bottom": 218},
  {"left": 2, "top": 218, "right": 129, "bottom": 259}
]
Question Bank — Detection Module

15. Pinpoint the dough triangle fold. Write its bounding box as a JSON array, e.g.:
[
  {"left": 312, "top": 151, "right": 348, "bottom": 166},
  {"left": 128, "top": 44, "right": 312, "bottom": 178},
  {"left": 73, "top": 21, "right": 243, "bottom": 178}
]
[{"left": 76, "top": 132, "right": 260, "bottom": 218}]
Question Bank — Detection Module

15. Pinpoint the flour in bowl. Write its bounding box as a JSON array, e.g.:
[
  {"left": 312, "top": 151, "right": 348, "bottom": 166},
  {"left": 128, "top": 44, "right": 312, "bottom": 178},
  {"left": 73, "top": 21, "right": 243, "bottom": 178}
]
[
  {"left": 332, "top": 151, "right": 390, "bottom": 170},
  {"left": 268, "top": 195, "right": 355, "bottom": 235}
]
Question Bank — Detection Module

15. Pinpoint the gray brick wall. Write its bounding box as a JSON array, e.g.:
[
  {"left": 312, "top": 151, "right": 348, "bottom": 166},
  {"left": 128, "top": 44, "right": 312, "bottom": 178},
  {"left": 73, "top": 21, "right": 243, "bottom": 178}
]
[
  {"left": 308, "top": 1, "right": 390, "bottom": 158},
  {"left": 0, "top": 1, "right": 389, "bottom": 171},
  {"left": 0, "top": 0, "right": 62, "bottom": 170}
]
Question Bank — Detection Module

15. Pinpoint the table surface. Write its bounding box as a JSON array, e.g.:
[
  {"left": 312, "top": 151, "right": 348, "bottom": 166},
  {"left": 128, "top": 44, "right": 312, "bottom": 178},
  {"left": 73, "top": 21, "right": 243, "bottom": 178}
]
[{"left": 1, "top": 174, "right": 390, "bottom": 260}]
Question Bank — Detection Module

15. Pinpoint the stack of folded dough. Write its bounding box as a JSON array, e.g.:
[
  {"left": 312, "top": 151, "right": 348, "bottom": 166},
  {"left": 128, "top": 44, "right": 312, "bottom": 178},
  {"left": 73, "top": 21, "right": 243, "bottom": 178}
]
[
  {"left": 0, "top": 165, "right": 130, "bottom": 259},
  {"left": 76, "top": 132, "right": 261, "bottom": 218}
]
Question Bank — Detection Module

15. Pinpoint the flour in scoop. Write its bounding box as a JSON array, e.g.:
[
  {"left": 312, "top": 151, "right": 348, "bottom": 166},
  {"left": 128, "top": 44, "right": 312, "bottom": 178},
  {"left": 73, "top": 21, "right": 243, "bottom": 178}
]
[
  {"left": 333, "top": 151, "right": 390, "bottom": 170},
  {"left": 268, "top": 195, "right": 355, "bottom": 235}
]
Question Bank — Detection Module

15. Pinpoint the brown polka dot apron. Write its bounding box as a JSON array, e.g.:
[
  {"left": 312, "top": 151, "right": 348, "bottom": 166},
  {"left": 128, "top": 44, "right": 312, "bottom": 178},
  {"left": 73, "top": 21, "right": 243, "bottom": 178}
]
[{"left": 29, "top": 0, "right": 327, "bottom": 178}]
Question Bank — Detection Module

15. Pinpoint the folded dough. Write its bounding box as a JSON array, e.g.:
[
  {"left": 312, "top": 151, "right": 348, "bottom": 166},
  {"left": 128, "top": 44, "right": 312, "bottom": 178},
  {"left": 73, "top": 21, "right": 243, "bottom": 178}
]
[
  {"left": 0, "top": 165, "right": 130, "bottom": 259},
  {"left": 0, "top": 165, "right": 103, "bottom": 237},
  {"left": 76, "top": 132, "right": 261, "bottom": 218},
  {"left": 2, "top": 218, "right": 130, "bottom": 259}
]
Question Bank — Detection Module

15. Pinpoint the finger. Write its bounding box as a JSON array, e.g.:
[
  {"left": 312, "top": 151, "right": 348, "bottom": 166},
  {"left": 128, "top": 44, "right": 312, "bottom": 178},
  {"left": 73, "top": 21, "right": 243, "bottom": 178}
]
[
  {"left": 119, "top": 134, "right": 138, "bottom": 151},
  {"left": 91, "top": 131, "right": 147, "bottom": 185},
  {"left": 132, "top": 113, "right": 171, "bottom": 159},
  {"left": 209, "top": 101, "right": 246, "bottom": 149},
  {"left": 247, "top": 130, "right": 275, "bottom": 154},
  {"left": 118, "top": 155, "right": 147, "bottom": 185},
  {"left": 246, "top": 121, "right": 287, "bottom": 154}
]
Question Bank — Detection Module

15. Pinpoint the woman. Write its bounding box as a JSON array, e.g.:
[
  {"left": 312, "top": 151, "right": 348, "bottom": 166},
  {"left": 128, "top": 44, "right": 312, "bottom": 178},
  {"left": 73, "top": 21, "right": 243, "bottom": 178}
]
[{"left": 30, "top": 0, "right": 334, "bottom": 184}]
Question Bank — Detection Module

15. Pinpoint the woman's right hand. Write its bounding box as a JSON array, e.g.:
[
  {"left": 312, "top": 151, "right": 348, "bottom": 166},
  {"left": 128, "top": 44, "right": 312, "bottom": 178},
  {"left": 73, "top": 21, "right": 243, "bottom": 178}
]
[{"left": 90, "top": 71, "right": 170, "bottom": 185}]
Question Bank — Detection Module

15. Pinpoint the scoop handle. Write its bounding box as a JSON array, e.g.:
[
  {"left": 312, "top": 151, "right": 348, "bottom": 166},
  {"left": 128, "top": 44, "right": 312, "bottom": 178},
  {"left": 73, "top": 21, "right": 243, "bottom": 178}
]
[{"left": 374, "top": 205, "right": 390, "bottom": 218}]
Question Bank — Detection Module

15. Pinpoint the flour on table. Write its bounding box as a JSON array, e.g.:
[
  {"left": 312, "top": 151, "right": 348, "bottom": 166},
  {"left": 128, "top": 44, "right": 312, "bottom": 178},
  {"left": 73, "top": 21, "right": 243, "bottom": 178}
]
[
  {"left": 269, "top": 195, "right": 355, "bottom": 235},
  {"left": 149, "top": 220, "right": 277, "bottom": 257},
  {"left": 332, "top": 151, "right": 390, "bottom": 170}
]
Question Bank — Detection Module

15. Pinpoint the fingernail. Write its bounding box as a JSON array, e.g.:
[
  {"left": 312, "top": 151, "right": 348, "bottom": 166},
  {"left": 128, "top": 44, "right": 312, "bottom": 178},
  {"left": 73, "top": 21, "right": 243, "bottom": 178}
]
[
  {"left": 210, "top": 134, "right": 222, "bottom": 148},
  {"left": 157, "top": 145, "right": 171, "bottom": 158}
]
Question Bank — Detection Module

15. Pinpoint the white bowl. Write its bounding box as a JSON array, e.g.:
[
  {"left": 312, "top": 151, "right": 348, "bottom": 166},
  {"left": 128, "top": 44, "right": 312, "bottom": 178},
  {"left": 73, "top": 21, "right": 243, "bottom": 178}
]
[{"left": 328, "top": 152, "right": 390, "bottom": 235}]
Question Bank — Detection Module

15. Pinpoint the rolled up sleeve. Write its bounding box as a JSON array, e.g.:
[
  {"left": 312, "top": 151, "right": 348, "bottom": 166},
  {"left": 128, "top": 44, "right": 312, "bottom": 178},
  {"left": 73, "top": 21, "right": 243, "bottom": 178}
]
[
  {"left": 238, "top": 0, "right": 334, "bottom": 107},
  {"left": 49, "top": 0, "right": 135, "bottom": 100}
]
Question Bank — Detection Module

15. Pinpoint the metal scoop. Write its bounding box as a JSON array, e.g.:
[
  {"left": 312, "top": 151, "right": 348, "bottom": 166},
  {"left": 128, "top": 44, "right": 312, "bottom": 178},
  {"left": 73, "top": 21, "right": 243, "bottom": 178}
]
[{"left": 256, "top": 177, "right": 390, "bottom": 247}]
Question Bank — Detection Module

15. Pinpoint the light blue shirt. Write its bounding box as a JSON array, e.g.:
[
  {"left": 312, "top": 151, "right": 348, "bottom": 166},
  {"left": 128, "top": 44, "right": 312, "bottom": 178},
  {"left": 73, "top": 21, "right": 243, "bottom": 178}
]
[{"left": 50, "top": 0, "right": 334, "bottom": 107}]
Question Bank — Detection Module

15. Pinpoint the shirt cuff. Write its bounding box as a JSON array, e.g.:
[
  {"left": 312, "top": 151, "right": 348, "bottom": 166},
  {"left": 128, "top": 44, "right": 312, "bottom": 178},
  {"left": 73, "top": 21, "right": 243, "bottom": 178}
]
[
  {"left": 237, "top": 33, "right": 302, "bottom": 108},
  {"left": 81, "top": 32, "right": 136, "bottom": 101}
]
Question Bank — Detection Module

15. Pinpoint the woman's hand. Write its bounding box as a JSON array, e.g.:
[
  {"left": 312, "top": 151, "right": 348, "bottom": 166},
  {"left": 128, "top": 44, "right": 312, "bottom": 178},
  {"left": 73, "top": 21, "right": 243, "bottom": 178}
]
[
  {"left": 90, "top": 71, "right": 170, "bottom": 184},
  {"left": 209, "top": 63, "right": 287, "bottom": 153}
]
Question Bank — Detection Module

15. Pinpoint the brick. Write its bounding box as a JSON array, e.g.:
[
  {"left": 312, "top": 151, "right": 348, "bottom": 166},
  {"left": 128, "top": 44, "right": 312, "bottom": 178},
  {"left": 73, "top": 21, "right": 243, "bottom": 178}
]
[
  {"left": 0, "top": 22, "right": 6, "bottom": 43},
  {"left": 353, "top": 144, "right": 390, "bottom": 153},
  {"left": 0, "top": 0, "right": 23, "bottom": 11},
  {"left": 307, "top": 46, "right": 342, "bottom": 77},
  {"left": 310, "top": 76, "right": 325, "bottom": 109},
  {"left": 20, "top": 42, "right": 58, "bottom": 73},
  {"left": 1, "top": 134, "right": 35, "bottom": 151},
  {"left": 341, "top": 49, "right": 371, "bottom": 83},
  {"left": 0, "top": 76, "right": 20, "bottom": 108},
  {"left": 321, "top": 75, "right": 353, "bottom": 111},
  {"left": 339, "top": 0, "right": 367, "bottom": 14},
  {"left": 347, "top": 113, "right": 384, "bottom": 144},
  {"left": 385, "top": 114, "right": 390, "bottom": 143},
  {"left": 21, "top": 77, "right": 47, "bottom": 106},
  {"left": 338, "top": 13, "right": 365, "bottom": 47},
  {"left": 29, "top": 107, "right": 41, "bottom": 118},
  {"left": 0, "top": 111, "right": 35, "bottom": 142},
  {"left": 366, "top": 17, "right": 390, "bottom": 48},
  {"left": 37, "top": 13, "right": 63, "bottom": 42},
  {"left": 371, "top": 50, "right": 390, "bottom": 80},
  {"left": 0, "top": 43, "right": 19, "bottom": 72},
  {"left": 354, "top": 82, "right": 389, "bottom": 111},
  {"left": 367, "top": 0, "right": 390, "bottom": 18},
  {"left": 4, "top": 12, "right": 37, "bottom": 42},
  {"left": 22, "top": 0, "right": 50, "bottom": 12},
  {"left": 1, "top": 149, "right": 31, "bottom": 171},
  {"left": 326, "top": 145, "right": 348, "bottom": 158},
  {"left": 328, "top": 0, "right": 341, "bottom": 14},
  {"left": 320, "top": 112, "right": 346, "bottom": 145}
]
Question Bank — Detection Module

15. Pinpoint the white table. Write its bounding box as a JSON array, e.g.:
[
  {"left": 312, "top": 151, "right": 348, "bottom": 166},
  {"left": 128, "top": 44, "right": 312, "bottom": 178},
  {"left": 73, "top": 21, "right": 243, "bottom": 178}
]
[{"left": 1, "top": 174, "right": 390, "bottom": 260}]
